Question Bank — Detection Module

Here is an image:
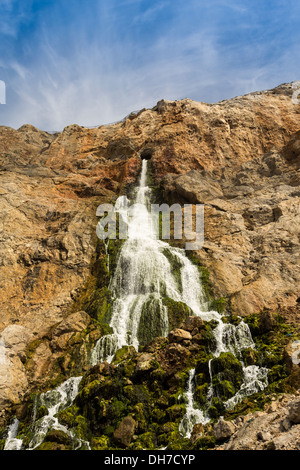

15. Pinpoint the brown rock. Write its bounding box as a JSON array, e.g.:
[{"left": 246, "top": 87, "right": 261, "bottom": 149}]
[
  {"left": 213, "top": 418, "right": 235, "bottom": 441},
  {"left": 288, "top": 398, "right": 300, "bottom": 424},
  {"left": 181, "top": 316, "right": 205, "bottom": 332},
  {"left": 221, "top": 394, "right": 300, "bottom": 450},
  {"left": 157, "top": 343, "right": 191, "bottom": 374},
  {"left": 51, "top": 311, "right": 91, "bottom": 337},
  {"left": 168, "top": 329, "right": 192, "bottom": 343},
  {"left": 113, "top": 416, "right": 136, "bottom": 448},
  {"left": 135, "top": 353, "right": 155, "bottom": 373}
]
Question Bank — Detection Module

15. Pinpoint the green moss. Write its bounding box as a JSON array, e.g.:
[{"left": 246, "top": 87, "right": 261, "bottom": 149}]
[
  {"left": 91, "top": 435, "right": 111, "bottom": 450},
  {"left": 137, "top": 295, "right": 170, "bottom": 347},
  {"left": 192, "top": 435, "right": 216, "bottom": 450},
  {"left": 166, "top": 404, "right": 185, "bottom": 422},
  {"left": 163, "top": 297, "right": 191, "bottom": 332},
  {"left": 208, "top": 397, "right": 226, "bottom": 419},
  {"left": 131, "top": 432, "right": 157, "bottom": 450},
  {"left": 131, "top": 403, "right": 147, "bottom": 433},
  {"left": 57, "top": 405, "right": 79, "bottom": 428},
  {"left": 162, "top": 432, "right": 191, "bottom": 450},
  {"left": 112, "top": 346, "right": 136, "bottom": 365},
  {"left": 241, "top": 348, "right": 261, "bottom": 366},
  {"left": 36, "top": 405, "right": 48, "bottom": 420},
  {"left": 210, "top": 297, "right": 228, "bottom": 314},
  {"left": 35, "top": 429, "right": 73, "bottom": 450},
  {"left": 210, "top": 352, "right": 244, "bottom": 397},
  {"left": 194, "top": 384, "right": 209, "bottom": 406},
  {"left": 151, "top": 407, "right": 166, "bottom": 424}
]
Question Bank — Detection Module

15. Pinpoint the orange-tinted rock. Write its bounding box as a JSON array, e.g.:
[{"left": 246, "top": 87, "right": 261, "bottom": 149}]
[{"left": 0, "top": 81, "right": 300, "bottom": 413}]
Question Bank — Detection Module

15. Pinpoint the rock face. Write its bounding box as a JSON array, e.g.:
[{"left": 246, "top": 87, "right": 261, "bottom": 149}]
[
  {"left": 216, "top": 393, "right": 300, "bottom": 451},
  {"left": 0, "top": 82, "right": 299, "bottom": 418}
]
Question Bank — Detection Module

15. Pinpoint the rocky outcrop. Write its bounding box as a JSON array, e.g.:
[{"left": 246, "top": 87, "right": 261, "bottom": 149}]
[
  {"left": 215, "top": 393, "right": 300, "bottom": 450},
  {"left": 0, "top": 81, "right": 299, "bottom": 419},
  {"left": 167, "top": 142, "right": 300, "bottom": 317}
]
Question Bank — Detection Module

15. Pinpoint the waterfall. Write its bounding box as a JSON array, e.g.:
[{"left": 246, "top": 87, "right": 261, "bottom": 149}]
[
  {"left": 91, "top": 159, "right": 268, "bottom": 435},
  {"left": 4, "top": 418, "right": 23, "bottom": 450},
  {"left": 26, "top": 376, "right": 87, "bottom": 450},
  {"left": 3, "top": 159, "right": 269, "bottom": 449},
  {"left": 4, "top": 376, "right": 89, "bottom": 451},
  {"left": 91, "top": 159, "right": 207, "bottom": 364},
  {"left": 179, "top": 369, "right": 210, "bottom": 439}
]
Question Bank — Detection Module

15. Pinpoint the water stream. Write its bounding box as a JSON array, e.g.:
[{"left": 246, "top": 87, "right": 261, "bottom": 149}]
[
  {"left": 3, "top": 159, "right": 268, "bottom": 449},
  {"left": 91, "top": 159, "right": 208, "bottom": 364}
]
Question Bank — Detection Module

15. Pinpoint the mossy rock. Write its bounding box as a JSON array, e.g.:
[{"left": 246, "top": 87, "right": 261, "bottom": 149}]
[
  {"left": 241, "top": 348, "right": 261, "bottom": 366},
  {"left": 151, "top": 407, "right": 166, "bottom": 424},
  {"left": 131, "top": 431, "right": 157, "bottom": 450},
  {"left": 207, "top": 397, "right": 226, "bottom": 419},
  {"left": 210, "top": 353, "right": 244, "bottom": 402},
  {"left": 212, "top": 378, "right": 236, "bottom": 401},
  {"left": 166, "top": 404, "right": 185, "bottom": 421},
  {"left": 91, "top": 435, "right": 111, "bottom": 450},
  {"left": 131, "top": 403, "right": 147, "bottom": 433},
  {"left": 57, "top": 405, "right": 79, "bottom": 428},
  {"left": 210, "top": 297, "right": 228, "bottom": 314},
  {"left": 195, "top": 353, "right": 214, "bottom": 382},
  {"left": 34, "top": 429, "right": 73, "bottom": 450},
  {"left": 112, "top": 346, "right": 136, "bottom": 365},
  {"left": 211, "top": 352, "right": 244, "bottom": 386},
  {"left": 192, "top": 435, "right": 216, "bottom": 450},
  {"left": 163, "top": 297, "right": 191, "bottom": 332},
  {"left": 194, "top": 384, "right": 209, "bottom": 406},
  {"left": 137, "top": 295, "right": 170, "bottom": 347}
]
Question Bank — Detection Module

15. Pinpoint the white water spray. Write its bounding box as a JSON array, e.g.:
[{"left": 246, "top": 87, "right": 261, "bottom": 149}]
[{"left": 4, "top": 418, "right": 23, "bottom": 450}]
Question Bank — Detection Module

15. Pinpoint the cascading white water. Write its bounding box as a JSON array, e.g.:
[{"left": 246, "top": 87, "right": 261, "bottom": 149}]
[
  {"left": 91, "top": 160, "right": 208, "bottom": 364},
  {"left": 4, "top": 376, "right": 89, "bottom": 451},
  {"left": 27, "top": 376, "right": 87, "bottom": 450},
  {"left": 179, "top": 369, "right": 210, "bottom": 439},
  {"left": 3, "top": 418, "right": 23, "bottom": 450},
  {"left": 91, "top": 159, "right": 268, "bottom": 436},
  {"left": 3, "top": 159, "right": 269, "bottom": 449}
]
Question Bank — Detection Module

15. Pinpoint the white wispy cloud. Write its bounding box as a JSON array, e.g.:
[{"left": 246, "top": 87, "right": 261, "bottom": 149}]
[{"left": 0, "top": 0, "right": 299, "bottom": 130}]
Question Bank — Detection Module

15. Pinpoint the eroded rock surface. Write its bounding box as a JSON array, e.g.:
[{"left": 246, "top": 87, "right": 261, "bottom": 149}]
[
  {"left": 0, "top": 82, "right": 299, "bottom": 417},
  {"left": 215, "top": 393, "right": 300, "bottom": 450}
]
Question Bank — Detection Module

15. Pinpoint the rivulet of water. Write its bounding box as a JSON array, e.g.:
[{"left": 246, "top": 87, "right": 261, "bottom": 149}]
[
  {"left": 4, "top": 376, "right": 90, "bottom": 451},
  {"left": 26, "top": 376, "right": 88, "bottom": 450},
  {"left": 3, "top": 418, "right": 23, "bottom": 450}
]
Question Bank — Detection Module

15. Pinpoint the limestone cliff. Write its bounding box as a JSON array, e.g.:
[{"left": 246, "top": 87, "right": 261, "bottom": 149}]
[{"left": 0, "top": 82, "right": 299, "bottom": 427}]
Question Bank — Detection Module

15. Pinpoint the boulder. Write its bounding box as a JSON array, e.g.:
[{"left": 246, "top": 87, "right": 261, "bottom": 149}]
[
  {"left": 288, "top": 398, "right": 300, "bottom": 424},
  {"left": 213, "top": 418, "right": 235, "bottom": 441},
  {"left": 113, "top": 416, "right": 136, "bottom": 448},
  {"left": 168, "top": 329, "right": 192, "bottom": 343}
]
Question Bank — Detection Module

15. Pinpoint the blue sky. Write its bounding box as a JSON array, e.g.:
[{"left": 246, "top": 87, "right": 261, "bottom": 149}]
[{"left": 0, "top": 0, "right": 299, "bottom": 131}]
